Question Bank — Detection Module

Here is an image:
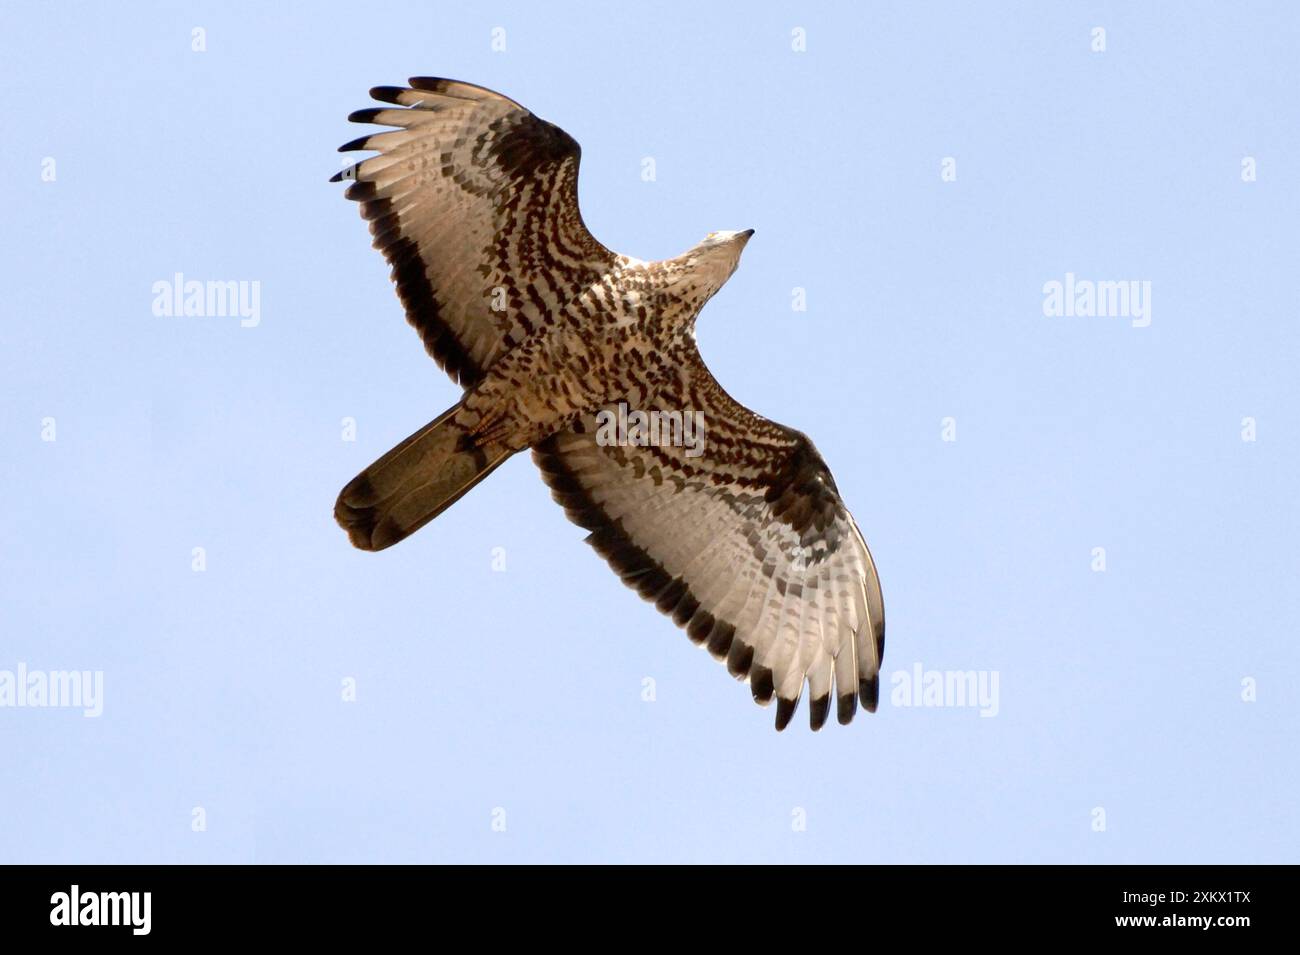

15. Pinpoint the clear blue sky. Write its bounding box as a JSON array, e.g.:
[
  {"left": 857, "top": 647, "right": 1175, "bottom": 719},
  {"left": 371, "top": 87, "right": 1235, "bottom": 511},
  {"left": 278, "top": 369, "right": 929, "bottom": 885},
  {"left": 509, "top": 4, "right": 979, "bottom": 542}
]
[{"left": 1, "top": 1, "right": 1296, "bottom": 863}]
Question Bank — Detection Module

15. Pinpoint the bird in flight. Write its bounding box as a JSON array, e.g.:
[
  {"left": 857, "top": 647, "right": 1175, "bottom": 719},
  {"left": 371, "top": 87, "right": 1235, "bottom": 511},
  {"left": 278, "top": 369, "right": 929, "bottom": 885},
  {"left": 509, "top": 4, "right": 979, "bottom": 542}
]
[{"left": 331, "top": 77, "right": 884, "bottom": 730}]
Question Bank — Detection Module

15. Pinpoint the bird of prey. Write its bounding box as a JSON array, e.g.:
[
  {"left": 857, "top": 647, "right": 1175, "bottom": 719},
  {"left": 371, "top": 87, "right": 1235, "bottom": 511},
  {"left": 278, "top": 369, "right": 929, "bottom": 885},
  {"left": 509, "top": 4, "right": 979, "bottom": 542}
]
[{"left": 331, "top": 77, "right": 884, "bottom": 730}]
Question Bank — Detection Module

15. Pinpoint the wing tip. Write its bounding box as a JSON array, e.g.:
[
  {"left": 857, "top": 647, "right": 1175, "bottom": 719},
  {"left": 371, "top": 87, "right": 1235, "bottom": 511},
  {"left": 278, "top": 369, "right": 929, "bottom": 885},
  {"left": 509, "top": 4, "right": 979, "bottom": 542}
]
[
  {"left": 338, "top": 134, "right": 373, "bottom": 153},
  {"left": 408, "top": 75, "right": 455, "bottom": 91},
  {"left": 369, "top": 85, "right": 407, "bottom": 104},
  {"left": 859, "top": 675, "right": 879, "bottom": 713},
  {"left": 774, "top": 696, "right": 799, "bottom": 732},
  {"left": 345, "top": 180, "right": 376, "bottom": 201},
  {"left": 347, "top": 107, "right": 386, "bottom": 125},
  {"left": 685, "top": 610, "right": 714, "bottom": 647},
  {"left": 725, "top": 640, "right": 754, "bottom": 679},
  {"left": 706, "top": 621, "right": 736, "bottom": 662},
  {"left": 836, "top": 692, "right": 858, "bottom": 725},
  {"left": 809, "top": 694, "right": 830, "bottom": 731}
]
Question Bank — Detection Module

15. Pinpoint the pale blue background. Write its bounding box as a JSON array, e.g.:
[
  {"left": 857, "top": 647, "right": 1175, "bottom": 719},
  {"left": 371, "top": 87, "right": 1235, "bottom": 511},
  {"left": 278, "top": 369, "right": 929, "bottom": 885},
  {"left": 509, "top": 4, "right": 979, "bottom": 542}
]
[{"left": 1, "top": 1, "right": 1296, "bottom": 864}]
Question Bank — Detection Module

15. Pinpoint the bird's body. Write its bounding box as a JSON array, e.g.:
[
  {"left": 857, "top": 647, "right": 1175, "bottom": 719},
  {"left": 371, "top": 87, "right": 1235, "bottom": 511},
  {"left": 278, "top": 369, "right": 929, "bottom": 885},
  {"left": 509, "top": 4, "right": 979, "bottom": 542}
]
[
  {"left": 455, "top": 254, "right": 700, "bottom": 451},
  {"left": 332, "top": 78, "right": 885, "bottom": 730}
]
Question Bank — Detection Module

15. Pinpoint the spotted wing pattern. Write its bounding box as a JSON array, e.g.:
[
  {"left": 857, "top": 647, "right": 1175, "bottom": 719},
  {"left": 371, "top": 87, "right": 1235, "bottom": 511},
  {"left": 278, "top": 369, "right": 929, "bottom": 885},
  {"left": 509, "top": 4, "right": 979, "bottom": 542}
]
[
  {"left": 334, "top": 77, "right": 619, "bottom": 387},
  {"left": 534, "top": 340, "right": 884, "bottom": 730}
]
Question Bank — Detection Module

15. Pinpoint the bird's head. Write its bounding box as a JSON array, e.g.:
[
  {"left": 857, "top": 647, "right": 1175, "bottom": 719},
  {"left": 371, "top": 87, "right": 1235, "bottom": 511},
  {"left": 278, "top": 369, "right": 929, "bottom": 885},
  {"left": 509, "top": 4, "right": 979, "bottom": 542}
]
[
  {"left": 695, "top": 229, "right": 754, "bottom": 267},
  {"left": 674, "top": 229, "right": 754, "bottom": 307}
]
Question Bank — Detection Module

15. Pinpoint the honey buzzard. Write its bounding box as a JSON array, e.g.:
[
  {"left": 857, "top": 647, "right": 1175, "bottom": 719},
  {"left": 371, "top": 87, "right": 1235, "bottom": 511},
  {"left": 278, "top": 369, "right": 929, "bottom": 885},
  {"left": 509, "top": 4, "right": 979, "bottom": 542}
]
[{"left": 331, "top": 78, "right": 885, "bottom": 730}]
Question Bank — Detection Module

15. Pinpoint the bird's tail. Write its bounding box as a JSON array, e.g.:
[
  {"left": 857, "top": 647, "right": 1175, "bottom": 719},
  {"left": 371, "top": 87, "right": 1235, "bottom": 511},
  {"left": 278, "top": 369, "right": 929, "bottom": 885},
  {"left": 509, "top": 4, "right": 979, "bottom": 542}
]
[{"left": 335, "top": 405, "right": 513, "bottom": 551}]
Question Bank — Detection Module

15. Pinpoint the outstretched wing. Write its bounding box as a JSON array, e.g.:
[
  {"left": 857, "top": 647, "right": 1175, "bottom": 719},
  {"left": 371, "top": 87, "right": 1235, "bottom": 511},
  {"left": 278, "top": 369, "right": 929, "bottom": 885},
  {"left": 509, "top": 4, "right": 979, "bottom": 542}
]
[
  {"left": 533, "top": 341, "right": 884, "bottom": 731},
  {"left": 333, "top": 77, "right": 619, "bottom": 387}
]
